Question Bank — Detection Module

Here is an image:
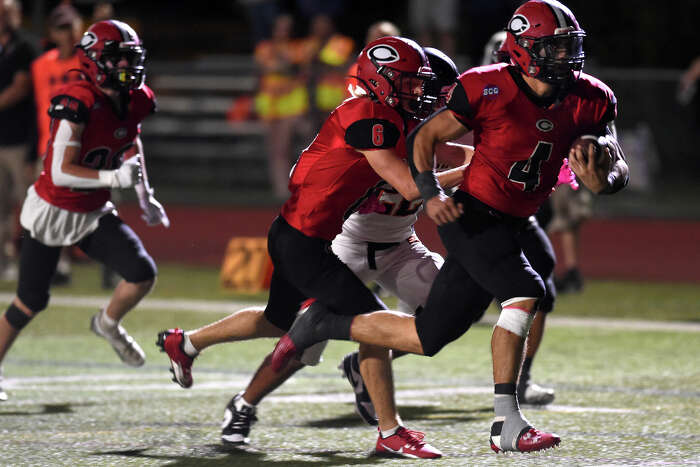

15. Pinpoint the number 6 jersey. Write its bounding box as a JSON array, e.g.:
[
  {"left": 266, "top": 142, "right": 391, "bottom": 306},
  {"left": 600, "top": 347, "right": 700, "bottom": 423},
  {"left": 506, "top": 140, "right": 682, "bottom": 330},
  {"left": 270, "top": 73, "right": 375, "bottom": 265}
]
[
  {"left": 281, "top": 96, "right": 412, "bottom": 241},
  {"left": 447, "top": 63, "right": 615, "bottom": 218},
  {"left": 34, "top": 80, "right": 156, "bottom": 212}
]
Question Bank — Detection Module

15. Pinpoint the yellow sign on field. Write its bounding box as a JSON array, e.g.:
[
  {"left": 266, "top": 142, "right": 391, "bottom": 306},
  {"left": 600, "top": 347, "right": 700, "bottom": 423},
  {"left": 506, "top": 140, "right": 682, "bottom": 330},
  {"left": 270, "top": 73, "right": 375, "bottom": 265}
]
[{"left": 220, "top": 237, "right": 273, "bottom": 292}]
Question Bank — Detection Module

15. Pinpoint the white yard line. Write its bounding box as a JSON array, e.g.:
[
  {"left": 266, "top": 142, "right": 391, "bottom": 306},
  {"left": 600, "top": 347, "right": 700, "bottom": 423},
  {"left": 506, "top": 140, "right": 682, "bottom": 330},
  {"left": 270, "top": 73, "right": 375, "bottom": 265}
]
[
  {"left": 0, "top": 291, "right": 698, "bottom": 332},
  {"left": 1, "top": 374, "right": 640, "bottom": 414}
]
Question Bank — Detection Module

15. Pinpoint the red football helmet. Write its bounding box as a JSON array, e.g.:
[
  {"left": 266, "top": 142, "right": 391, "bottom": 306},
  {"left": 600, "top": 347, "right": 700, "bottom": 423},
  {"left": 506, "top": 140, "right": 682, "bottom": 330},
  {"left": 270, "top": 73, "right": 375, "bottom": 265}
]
[
  {"left": 355, "top": 36, "right": 435, "bottom": 118},
  {"left": 503, "top": 0, "right": 585, "bottom": 83},
  {"left": 76, "top": 20, "right": 146, "bottom": 90}
]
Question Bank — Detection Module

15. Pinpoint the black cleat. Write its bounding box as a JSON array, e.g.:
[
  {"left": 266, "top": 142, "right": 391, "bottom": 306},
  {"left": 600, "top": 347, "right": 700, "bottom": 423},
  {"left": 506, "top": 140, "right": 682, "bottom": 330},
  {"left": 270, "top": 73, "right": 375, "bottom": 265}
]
[
  {"left": 221, "top": 392, "right": 258, "bottom": 445},
  {"left": 338, "top": 352, "right": 377, "bottom": 425}
]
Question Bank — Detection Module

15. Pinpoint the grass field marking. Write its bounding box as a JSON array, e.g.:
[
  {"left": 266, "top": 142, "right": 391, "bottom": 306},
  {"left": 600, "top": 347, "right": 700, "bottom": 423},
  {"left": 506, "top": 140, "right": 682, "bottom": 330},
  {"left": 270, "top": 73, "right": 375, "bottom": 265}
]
[
  {"left": 0, "top": 292, "right": 260, "bottom": 314},
  {"left": 1, "top": 373, "right": 641, "bottom": 415},
  {"left": 2, "top": 291, "right": 698, "bottom": 332}
]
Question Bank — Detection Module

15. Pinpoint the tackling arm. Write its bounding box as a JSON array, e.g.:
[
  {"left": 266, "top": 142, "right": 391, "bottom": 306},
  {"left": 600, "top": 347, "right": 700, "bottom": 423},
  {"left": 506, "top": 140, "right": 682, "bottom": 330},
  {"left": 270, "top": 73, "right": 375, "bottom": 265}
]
[{"left": 361, "top": 147, "right": 469, "bottom": 202}]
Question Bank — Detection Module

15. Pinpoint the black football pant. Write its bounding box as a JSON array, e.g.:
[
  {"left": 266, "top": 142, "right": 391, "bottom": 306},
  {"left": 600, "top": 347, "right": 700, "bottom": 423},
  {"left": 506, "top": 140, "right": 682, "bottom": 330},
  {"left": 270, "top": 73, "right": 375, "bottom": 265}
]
[
  {"left": 16, "top": 213, "right": 156, "bottom": 313},
  {"left": 415, "top": 191, "right": 553, "bottom": 356},
  {"left": 263, "top": 215, "right": 386, "bottom": 331}
]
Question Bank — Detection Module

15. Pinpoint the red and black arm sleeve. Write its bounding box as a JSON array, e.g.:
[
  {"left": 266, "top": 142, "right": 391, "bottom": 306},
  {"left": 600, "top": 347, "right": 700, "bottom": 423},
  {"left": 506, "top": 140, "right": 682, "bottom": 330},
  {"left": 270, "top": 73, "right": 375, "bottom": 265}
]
[{"left": 48, "top": 94, "right": 90, "bottom": 124}]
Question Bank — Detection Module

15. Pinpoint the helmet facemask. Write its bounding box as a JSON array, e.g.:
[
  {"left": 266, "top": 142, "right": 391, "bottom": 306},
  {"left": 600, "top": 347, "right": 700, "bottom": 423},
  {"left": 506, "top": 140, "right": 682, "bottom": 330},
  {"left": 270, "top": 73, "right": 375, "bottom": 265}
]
[
  {"left": 518, "top": 30, "right": 585, "bottom": 83},
  {"left": 377, "top": 64, "right": 436, "bottom": 119},
  {"left": 96, "top": 41, "right": 146, "bottom": 90}
]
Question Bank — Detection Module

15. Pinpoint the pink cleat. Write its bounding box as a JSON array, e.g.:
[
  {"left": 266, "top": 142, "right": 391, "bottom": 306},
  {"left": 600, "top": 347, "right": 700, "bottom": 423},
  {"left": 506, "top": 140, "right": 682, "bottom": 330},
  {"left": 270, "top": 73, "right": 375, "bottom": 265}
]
[
  {"left": 156, "top": 328, "right": 195, "bottom": 388},
  {"left": 375, "top": 427, "right": 443, "bottom": 459},
  {"left": 490, "top": 427, "right": 561, "bottom": 453}
]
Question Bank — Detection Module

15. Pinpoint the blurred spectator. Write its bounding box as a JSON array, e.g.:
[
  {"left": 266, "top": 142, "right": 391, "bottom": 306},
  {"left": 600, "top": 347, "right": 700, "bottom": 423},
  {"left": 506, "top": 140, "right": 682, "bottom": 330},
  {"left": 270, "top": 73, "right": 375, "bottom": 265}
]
[
  {"left": 345, "top": 20, "right": 400, "bottom": 97},
  {"left": 253, "top": 14, "right": 309, "bottom": 200},
  {"left": 32, "top": 4, "right": 83, "bottom": 166},
  {"left": 0, "top": 0, "right": 36, "bottom": 281},
  {"left": 239, "top": 0, "right": 279, "bottom": 46},
  {"left": 408, "top": 0, "right": 457, "bottom": 58},
  {"left": 91, "top": 2, "right": 115, "bottom": 23},
  {"left": 303, "top": 14, "right": 354, "bottom": 129},
  {"left": 30, "top": 3, "right": 85, "bottom": 286}
]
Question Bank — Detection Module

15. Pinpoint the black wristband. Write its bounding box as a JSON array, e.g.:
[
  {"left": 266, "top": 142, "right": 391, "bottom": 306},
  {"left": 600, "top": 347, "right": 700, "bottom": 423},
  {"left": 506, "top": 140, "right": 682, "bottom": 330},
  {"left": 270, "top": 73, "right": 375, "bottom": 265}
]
[{"left": 414, "top": 170, "right": 444, "bottom": 201}]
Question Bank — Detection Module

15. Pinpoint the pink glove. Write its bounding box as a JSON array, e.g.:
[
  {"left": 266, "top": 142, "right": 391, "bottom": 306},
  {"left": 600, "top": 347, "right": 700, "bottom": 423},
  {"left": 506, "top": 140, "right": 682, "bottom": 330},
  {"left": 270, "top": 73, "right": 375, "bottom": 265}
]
[{"left": 556, "top": 158, "right": 579, "bottom": 190}]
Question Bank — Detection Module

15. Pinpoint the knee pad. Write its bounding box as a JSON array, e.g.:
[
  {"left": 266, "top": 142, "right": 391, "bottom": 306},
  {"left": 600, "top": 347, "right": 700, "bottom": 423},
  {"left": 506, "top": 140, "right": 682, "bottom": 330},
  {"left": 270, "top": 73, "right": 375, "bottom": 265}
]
[
  {"left": 495, "top": 306, "right": 534, "bottom": 338},
  {"left": 4, "top": 303, "right": 32, "bottom": 330},
  {"left": 16, "top": 287, "right": 49, "bottom": 314},
  {"left": 299, "top": 340, "right": 328, "bottom": 366},
  {"left": 123, "top": 256, "right": 157, "bottom": 283}
]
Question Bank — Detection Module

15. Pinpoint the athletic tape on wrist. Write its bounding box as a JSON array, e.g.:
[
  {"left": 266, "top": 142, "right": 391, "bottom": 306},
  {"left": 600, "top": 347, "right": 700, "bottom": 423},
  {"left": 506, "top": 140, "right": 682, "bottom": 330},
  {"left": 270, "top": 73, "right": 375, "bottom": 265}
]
[{"left": 415, "top": 170, "right": 444, "bottom": 201}]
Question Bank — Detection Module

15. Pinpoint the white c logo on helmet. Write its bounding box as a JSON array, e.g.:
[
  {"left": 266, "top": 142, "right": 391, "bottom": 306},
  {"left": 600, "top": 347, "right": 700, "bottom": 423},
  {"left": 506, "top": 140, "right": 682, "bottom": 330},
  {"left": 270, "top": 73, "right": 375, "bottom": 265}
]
[
  {"left": 80, "top": 32, "right": 98, "bottom": 49},
  {"left": 367, "top": 45, "right": 400, "bottom": 64},
  {"left": 509, "top": 15, "right": 530, "bottom": 35}
]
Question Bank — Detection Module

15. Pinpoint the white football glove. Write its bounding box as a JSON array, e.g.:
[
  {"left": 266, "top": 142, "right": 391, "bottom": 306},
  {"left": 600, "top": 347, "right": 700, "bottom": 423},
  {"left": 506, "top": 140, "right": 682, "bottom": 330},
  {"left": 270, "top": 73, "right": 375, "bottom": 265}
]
[
  {"left": 140, "top": 192, "right": 170, "bottom": 228},
  {"left": 99, "top": 157, "right": 142, "bottom": 188}
]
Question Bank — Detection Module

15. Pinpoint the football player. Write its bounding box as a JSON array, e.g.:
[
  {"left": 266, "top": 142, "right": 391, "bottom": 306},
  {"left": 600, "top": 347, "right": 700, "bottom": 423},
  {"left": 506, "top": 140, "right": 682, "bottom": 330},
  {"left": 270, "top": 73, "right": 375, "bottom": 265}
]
[
  {"left": 158, "top": 46, "right": 466, "bottom": 443},
  {"left": 478, "top": 29, "right": 559, "bottom": 406},
  {"left": 158, "top": 37, "right": 473, "bottom": 458},
  {"left": 0, "top": 20, "right": 168, "bottom": 400},
  {"left": 270, "top": 0, "right": 629, "bottom": 454}
]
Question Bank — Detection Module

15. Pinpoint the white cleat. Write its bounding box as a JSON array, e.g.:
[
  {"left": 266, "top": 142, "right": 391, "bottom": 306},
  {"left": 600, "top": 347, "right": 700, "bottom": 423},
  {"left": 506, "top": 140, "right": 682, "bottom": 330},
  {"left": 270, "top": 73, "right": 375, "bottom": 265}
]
[
  {"left": 519, "top": 382, "right": 555, "bottom": 406},
  {"left": 90, "top": 310, "right": 145, "bottom": 367}
]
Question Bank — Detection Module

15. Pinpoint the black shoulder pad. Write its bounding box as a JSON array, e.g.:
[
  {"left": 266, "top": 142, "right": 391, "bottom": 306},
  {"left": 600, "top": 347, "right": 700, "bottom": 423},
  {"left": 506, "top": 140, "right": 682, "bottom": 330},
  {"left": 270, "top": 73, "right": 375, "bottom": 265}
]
[
  {"left": 345, "top": 119, "right": 401, "bottom": 150},
  {"left": 446, "top": 81, "right": 473, "bottom": 120},
  {"left": 48, "top": 95, "right": 90, "bottom": 123}
]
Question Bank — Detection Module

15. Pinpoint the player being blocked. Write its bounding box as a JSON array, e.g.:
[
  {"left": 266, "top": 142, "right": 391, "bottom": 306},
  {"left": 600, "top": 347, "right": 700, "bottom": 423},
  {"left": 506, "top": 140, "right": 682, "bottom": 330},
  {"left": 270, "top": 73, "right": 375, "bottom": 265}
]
[{"left": 270, "top": 0, "right": 629, "bottom": 454}]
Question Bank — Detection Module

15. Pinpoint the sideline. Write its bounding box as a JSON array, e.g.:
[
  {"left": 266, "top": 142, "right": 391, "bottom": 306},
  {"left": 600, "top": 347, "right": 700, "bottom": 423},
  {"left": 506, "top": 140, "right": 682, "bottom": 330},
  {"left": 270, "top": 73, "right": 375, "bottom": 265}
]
[{"left": 1, "top": 292, "right": 698, "bottom": 332}]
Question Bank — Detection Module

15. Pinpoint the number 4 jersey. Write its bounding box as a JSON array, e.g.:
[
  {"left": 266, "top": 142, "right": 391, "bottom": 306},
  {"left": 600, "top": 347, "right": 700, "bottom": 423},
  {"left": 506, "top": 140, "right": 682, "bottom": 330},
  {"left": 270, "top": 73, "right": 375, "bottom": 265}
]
[
  {"left": 447, "top": 63, "right": 616, "bottom": 218},
  {"left": 34, "top": 80, "right": 156, "bottom": 212}
]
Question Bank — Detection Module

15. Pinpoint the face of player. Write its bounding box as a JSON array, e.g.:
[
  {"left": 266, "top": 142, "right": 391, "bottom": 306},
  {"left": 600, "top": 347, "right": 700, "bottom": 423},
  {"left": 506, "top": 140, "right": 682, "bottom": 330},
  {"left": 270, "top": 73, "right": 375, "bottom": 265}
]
[{"left": 399, "top": 76, "right": 426, "bottom": 114}]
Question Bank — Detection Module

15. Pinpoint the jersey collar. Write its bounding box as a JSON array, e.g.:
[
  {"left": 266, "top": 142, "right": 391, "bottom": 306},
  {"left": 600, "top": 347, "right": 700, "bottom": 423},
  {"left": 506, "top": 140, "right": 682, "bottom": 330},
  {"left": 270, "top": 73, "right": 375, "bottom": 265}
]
[{"left": 507, "top": 66, "right": 570, "bottom": 109}]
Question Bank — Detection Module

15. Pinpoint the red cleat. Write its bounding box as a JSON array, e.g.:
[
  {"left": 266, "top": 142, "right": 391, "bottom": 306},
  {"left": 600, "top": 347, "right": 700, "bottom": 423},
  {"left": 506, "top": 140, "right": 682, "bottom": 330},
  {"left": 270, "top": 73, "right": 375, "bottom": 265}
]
[
  {"left": 270, "top": 334, "right": 298, "bottom": 372},
  {"left": 375, "top": 427, "right": 443, "bottom": 459},
  {"left": 156, "top": 328, "right": 195, "bottom": 388},
  {"left": 490, "top": 427, "right": 561, "bottom": 453}
]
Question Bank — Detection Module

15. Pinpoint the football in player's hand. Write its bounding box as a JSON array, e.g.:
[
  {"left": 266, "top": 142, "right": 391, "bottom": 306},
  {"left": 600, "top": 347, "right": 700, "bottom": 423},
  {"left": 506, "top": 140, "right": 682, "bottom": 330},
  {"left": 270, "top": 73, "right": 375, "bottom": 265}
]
[{"left": 570, "top": 135, "right": 606, "bottom": 164}]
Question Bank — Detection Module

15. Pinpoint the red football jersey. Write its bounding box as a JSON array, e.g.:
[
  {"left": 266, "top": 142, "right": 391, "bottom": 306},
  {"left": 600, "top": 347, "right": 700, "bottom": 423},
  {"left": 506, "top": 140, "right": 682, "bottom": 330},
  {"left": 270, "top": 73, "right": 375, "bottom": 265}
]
[
  {"left": 34, "top": 81, "right": 156, "bottom": 212},
  {"left": 281, "top": 97, "right": 410, "bottom": 240},
  {"left": 447, "top": 63, "right": 616, "bottom": 217}
]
